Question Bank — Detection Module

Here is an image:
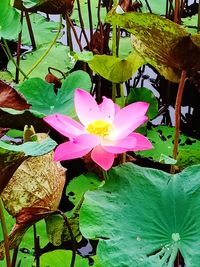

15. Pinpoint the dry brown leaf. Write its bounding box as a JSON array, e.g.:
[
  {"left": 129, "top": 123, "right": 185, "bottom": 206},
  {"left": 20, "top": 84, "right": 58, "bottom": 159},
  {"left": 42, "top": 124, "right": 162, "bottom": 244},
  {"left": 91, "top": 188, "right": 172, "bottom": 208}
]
[{"left": 0, "top": 137, "right": 66, "bottom": 259}]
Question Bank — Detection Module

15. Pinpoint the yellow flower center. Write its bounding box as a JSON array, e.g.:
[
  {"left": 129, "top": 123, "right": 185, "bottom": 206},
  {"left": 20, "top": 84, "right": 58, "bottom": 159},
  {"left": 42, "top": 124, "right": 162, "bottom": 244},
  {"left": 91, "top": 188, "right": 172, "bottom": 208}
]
[{"left": 86, "top": 120, "right": 112, "bottom": 137}]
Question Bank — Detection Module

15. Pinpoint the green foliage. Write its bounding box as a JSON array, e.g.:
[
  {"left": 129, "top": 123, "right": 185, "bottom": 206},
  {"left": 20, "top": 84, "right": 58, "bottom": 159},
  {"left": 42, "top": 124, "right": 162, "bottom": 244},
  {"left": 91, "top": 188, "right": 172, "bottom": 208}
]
[
  {"left": 17, "top": 70, "right": 92, "bottom": 117},
  {"left": 80, "top": 163, "right": 200, "bottom": 267},
  {"left": 137, "top": 125, "right": 200, "bottom": 168},
  {"left": 21, "top": 0, "right": 40, "bottom": 8},
  {"left": 88, "top": 53, "right": 144, "bottom": 83},
  {"left": 0, "top": 0, "right": 21, "bottom": 40},
  {"left": 127, "top": 87, "right": 158, "bottom": 120},
  {"left": 0, "top": 136, "right": 56, "bottom": 156},
  {"left": 105, "top": 11, "right": 200, "bottom": 82},
  {"left": 109, "top": 37, "right": 133, "bottom": 59},
  {"left": 8, "top": 43, "right": 75, "bottom": 80},
  {"left": 37, "top": 250, "right": 101, "bottom": 267},
  {"left": 21, "top": 13, "right": 64, "bottom": 47},
  {"left": 140, "top": 0, "right": 167, "bottom": 15}
]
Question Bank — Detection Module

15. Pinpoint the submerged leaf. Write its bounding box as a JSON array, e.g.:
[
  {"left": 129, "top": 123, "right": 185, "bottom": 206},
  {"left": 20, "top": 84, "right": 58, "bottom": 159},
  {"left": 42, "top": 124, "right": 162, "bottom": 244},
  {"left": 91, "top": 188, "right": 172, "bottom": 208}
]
[{"left": 80, "top": 163, "right": 200, "bottom": 266}]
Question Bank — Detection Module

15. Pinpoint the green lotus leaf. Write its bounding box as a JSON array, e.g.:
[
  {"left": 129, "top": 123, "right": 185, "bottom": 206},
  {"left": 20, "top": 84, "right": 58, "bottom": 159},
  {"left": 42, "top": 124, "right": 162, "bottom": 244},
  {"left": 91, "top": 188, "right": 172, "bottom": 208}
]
[
  {"left": 16, "top": 70, "right": 92, "bottom": 117},
  {"left": 137, "top": 125, "right": 200, "bottom": 168},
  {"left": 88, "top": 54, "right": 144, "bottom": 83},
  {"left": 36, "top": 249, "right": 102, "bottom": 267},
  {"left": 80, "top": 163, "right": 200, "bottom": 266},
  {"left": 8, "top": 43, "right": 75, "bottom": 80},
  {"left": 21, "top": 13, "right": 64, "bottom": 47},
  {"left": 126, "top": 87, "right": 158, "bottom": 120},
  {"left": 0, "top": 0, "right": 21, "bottom": 40}
]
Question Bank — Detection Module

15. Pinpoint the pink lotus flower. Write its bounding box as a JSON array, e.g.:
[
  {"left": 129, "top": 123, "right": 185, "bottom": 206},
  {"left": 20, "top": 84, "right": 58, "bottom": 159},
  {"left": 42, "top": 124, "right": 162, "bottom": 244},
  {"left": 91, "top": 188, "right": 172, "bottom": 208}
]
[{"left": 44, "top": 89, "right": 153, "bottom": 170}]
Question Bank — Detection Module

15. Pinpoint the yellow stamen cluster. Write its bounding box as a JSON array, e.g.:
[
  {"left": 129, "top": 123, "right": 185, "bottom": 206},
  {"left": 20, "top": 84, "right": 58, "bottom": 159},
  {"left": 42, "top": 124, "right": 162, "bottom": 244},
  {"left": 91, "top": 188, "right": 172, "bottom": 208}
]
[{"left": 86, "top": 120, "right": 112, "bottom": 137}]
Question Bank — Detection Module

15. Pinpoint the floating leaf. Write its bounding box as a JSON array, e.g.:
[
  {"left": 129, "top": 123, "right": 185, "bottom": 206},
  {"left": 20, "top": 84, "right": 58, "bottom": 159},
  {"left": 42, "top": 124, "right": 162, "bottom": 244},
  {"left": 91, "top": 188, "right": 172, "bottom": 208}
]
[
  {"left": 80, "top": 163, "right": 200, "bottom": 266},
  {"left": 17, "top": 70, "right": 92, "bottom": 117},
  {"left": 21, "top": 13, "right": 64, "bottom": 47},
  {"left": 8, "top": 43, "right": 75, "bottom": 80},
  {"left": 126, "top": 87, "right": 158, "bottom": 120},
  {"left": 182, "top": 14, "right": 198, "bottom": 34},
  {"left": 106, "top": 11, "right": 200, "bottom": 82},
  {"left": 137, "top": 125, "right": 200, "bottom": 167},
  {"left": 37, "top": 249, "right": 101, "bottom": 267},
  {"left": 0, "top": 0, "right": 21, "bottom": 40}
]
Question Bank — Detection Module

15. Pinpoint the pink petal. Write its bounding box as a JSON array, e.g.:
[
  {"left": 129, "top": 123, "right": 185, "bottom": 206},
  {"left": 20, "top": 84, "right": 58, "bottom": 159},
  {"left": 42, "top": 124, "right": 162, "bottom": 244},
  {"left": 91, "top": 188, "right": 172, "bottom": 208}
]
[
  {"left": 112, "top": 115, "right": 148, "bottom": 140},
  {"left": 44, "top": 114, "right": 84, "bottom": 139},
  {"left": 75, "top": 89, "right": 101, "bottom": 126},
  {"left": 112, "top": 102, "right": 149, "bottom": 139},
  {"left": 91, "top": 145, "right": 115, "bottom": 170},
  {"left": 130, "top": 132, "right": 153, "bottom": 151},
  {"left": 54, "top": 142, "right": 91, "bottom": 161},
  {"left": 54, "top": 134, "right": 99, "bottom": 161},
  {"left": 114, "top": 103, "right": 121, "bottom": 114},
  {"left": 102, "top": 135, "right": 136, "bottom": 153},
  {"left": 99, "top": 96, "right": 115, "bottom": 122}
]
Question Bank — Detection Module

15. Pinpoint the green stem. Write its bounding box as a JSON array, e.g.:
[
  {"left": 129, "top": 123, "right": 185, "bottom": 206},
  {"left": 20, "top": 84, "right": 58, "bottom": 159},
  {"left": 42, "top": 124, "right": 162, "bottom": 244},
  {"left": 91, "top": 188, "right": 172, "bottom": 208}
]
[
  {"left": 0, "top": 198, "right": 11, "bottom": 267},
  {"left": 23, "top": 14, "right": 63, "bottom": 80},
  {"left": 120, "top": 83, "right": 125, "bottom": 108},
  {"left": 2, "top": 39, "right": 28, "bottom": 80}
]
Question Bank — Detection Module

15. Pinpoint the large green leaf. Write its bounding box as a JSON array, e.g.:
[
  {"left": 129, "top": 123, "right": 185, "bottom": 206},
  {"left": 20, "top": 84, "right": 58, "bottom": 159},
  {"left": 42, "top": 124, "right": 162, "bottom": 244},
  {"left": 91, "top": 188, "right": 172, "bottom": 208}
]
[
  {"left": 8, "top": 43, "right": 75, "bottom": 80},
  {"left": 106, "top": 11, "right": 200, "bottom": 82},
  {"left": 138, "top": 125, "right": 200, "bottom": 168},
  {"left": 21, "top": 13, "right": 64, "bottom": 47},
  {"left": 0, "top": 0, "right": 21, "bottom": 40},
  {"left": 17, "top": 70, "right": 92, "bottom": 117},
  {"left": 80, "top": 163, "right": 200, "bottom": 267}
]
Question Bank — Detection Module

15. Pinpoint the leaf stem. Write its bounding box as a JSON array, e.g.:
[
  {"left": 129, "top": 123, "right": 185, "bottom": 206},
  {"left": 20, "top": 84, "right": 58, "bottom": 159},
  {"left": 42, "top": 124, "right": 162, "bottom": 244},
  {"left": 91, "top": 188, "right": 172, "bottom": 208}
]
[
  {"left": 173, "top": 70, "right": 187, "bottom": 161},
  {"left": 0, "top": 198, "right": 11, "bottom": 267},
  {"left": 57, "top": 210, "right": 76, "bottom": 267},
  {"left": 2, "top": 39, "right": 29, "bottom": 80},
  {"left": 23, "top": 14, "right": 63, "bottom": 80}
]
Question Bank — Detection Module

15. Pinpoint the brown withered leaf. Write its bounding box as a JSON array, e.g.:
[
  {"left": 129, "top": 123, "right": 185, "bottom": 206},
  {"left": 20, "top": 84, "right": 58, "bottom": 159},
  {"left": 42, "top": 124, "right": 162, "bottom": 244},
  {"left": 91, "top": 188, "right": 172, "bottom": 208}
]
[
  {"left": 0, "top": 80, "right": 30, "bottom": 110},
  {"left": 14, "top": 0, "right": 74, "bottom": 15},
  {"left": 105, "top": 11, "right": 200, "bottom": 82},
  {"left": 0, "top": 145, "right": 66, "bottom": 259}
]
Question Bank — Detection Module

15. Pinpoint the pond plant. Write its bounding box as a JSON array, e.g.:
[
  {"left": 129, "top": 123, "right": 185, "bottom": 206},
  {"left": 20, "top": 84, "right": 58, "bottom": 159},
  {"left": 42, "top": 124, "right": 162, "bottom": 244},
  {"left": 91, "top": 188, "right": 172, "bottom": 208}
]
[{"left": 1, "top": 0, "right": 200, "bottom": 267}]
